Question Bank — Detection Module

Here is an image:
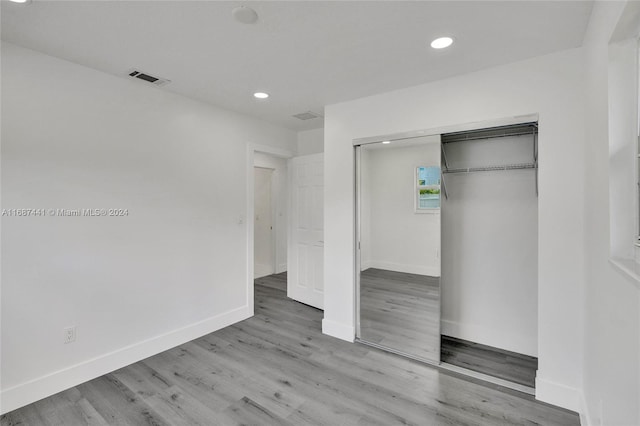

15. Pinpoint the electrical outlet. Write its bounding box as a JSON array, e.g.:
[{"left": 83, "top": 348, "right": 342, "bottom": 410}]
[{"left": 64, "top": 326, "right": 76, "bottom": 344}]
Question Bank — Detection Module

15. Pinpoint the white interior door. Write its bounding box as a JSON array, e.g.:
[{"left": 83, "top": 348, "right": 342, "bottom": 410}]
[
  {"left": 288, "top": 153, "right": 324, "bottom": 309},
  {"left": 254, "top": 167, "right": 274, "bottom": 278}
]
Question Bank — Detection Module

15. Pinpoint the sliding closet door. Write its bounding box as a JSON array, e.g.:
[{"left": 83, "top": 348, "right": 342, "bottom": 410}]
[{"left": 356, "top": 135, "right": 441, "bottom": 364}]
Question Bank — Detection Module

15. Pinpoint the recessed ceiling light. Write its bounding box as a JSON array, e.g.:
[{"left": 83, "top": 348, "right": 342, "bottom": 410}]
[
  {"left": 9, "top": 0, "right": 31, "bottom": 3},
  {"left": 253, "top": 92, "right": 269, "bottom": 99},
  {"left": 430, "top": 37, "right": 454, "bottom": 49},
  {"left": 232, "top": 6, "right": 258, "bottom": 24},
  {"left": 382, "top": 141, "right": 391, "bottom": 144}
]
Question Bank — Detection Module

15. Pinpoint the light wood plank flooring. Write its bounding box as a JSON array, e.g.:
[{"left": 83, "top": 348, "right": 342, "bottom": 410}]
[
  {"left": 1, "top": 273, "right": 578, "bottom": 425},
  {"left": 360, "top": 268, "right": 440, "bottom": 363}
]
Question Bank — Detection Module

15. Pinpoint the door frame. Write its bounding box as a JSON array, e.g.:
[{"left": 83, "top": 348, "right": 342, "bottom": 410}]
[
  {"left": 246, "top": 144, "right": 294, "bottom": 315},
  {"left": 352, "top": 115, "right": 540, "bottom": 393}
]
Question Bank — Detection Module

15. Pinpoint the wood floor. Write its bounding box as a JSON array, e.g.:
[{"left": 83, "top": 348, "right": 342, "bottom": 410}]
[
  {"left": 441, "top": 336, "right": 538, "bottom": 389},
  {"left": 359, "top": 268, "right": 441, "bottom": 363},
  {"left": 1, "top": 273, "right": 579, "bottom": 426}
]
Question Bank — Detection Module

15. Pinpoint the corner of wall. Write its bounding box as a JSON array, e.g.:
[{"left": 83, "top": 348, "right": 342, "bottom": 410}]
[
  {"left": 535, "top": 376, "right": 581, "bottom": 414},
  {"left": 579, "top": 391, "right": 593, "bottom": 426},
  {"left": 321, "top": 318, "right": 355, "bottom": 342},
  {"left": 297, "top": 127, "right": 325, "bottom": 156}
]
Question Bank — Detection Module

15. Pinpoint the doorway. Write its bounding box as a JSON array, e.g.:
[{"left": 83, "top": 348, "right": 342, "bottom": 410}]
[
  {"left": 254, "top": 166, "right": 275, "bottom": 278},
  {"left": 248, "top": 146, "right": 293, "bottom": 315},
  {"left": 252, "top": 152, "right": 289, "bottom": 280}
]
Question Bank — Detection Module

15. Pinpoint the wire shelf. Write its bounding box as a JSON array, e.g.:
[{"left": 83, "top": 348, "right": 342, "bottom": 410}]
[{"left": 443, "top": 163, "right": 537, "bottom": 174}]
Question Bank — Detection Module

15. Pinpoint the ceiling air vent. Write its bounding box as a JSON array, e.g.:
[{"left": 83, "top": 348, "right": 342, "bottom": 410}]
[
  {"left": 293, "top": 111, "right": 322, "bottom": 121},
  {"left": 127, "top": 69, "right": 171, "bottom": 86}
]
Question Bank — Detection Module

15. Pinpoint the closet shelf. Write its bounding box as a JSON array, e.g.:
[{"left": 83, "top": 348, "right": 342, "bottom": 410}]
[
  {"left": 443, "top": 163, "right": 536, "bottom": 174},
  {"left": 440, "top": 122, "right": 538, "bottom": 196}
]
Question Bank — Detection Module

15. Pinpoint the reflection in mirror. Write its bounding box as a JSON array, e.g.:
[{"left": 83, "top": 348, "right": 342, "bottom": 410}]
[{"left": 357, "top": 135, "right": 441, "bottom": 364}]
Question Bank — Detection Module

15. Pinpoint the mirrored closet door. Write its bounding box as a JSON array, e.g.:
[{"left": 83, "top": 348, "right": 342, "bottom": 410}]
[{"left": 355, "top": 134, "right": 442, "bottom": 364}]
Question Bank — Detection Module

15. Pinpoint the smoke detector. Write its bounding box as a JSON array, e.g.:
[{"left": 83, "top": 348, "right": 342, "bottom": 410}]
[
  {"left": 292, "top": 111, "right": 323, "bottom": 121},
  {"left": 127, "top": 69, "right": 171, "bottom": 87}
]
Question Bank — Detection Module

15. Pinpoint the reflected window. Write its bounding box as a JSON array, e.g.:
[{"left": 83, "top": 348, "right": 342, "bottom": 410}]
[{"left": 416, "top": 166, "right": 441, "bottom": 211}]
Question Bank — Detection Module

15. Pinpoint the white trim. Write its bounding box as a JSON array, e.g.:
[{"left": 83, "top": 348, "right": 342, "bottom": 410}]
[
  {"left": 635, "top": 40, "right": 639, "bottom": 248},
  {"left": 354, "top": 146, "right": 362, "bottom": 339},
  {"left": 535, "top": 376, "right": 581, "bottom": 413},
  {"left": 254, "top": 262, "right": 274, "bottom": 279},
  {"left": 609, "top": 257, "right": 640, "bottom": 290},
  {"left": 360, "top": 260, "right": 372, "bottom": 272},
  {"left": 579, "top": 391, "right": 593, "bottom": 426},
  {"left": 0, "top": 305, "right": 252, "bottom": 415},
  {"left": 250, "top": 143, "right": 295, "bottom": 160},
  {"left": 353, "top": 113, "right": 539, "bottom": 146},
  {"left": 269, "top": 167, "right": 278, "bottom": 275},
  {"left": 365, "top": 261, "right": 440, "bottom": 278},
  {"left": 322, "top": 318, "right": 355, "bottom": 342},
  {"left": 246, "top": 144, "right": 295, "bottom": 316}
]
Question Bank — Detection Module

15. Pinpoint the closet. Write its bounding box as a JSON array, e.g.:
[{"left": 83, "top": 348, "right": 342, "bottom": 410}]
[
  {"left": 354, "top": 120, "right": 539, "bottom": 391},
  {"left": 440, "top": 122, "right": 539, "bottom": 389}
]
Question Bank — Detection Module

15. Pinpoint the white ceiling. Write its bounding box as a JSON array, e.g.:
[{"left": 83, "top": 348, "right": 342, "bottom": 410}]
[{"left": 1, "top": 1, "right": 593, "bottom": 131}]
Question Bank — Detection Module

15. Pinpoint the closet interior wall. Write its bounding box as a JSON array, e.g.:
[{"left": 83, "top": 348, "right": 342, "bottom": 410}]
[{"left": 441, "top": 124, "right": 539, "bottom": 358}]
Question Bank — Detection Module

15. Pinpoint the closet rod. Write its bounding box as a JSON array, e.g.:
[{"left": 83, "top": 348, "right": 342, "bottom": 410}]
[{"left": 443, "top": 163, "right": 536, "bottom": 174}]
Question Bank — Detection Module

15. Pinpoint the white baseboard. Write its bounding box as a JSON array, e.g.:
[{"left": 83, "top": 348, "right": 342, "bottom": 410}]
[
  {"left": 254, "top": 263, "right": 274, "bottom": 278},
  {"left": 440, "top": 319, "right": 537, "bottom": 357},
  {"left": 367, "top": 260, "right": 440, "bottom": 277},
  {"left": 580, "top": 391, "right": 593, "bottom": 426},
  {"left": 1, "top": 305, "right": 252, "bottom": 415},
  {"left": 535, "top": 376, "right": 581, "bottom": 413},
  {"left": 322, "top": 318, "right": 355, "bottom": 342},
  {"left": 276, "top": 263, "right": 287, "bottom": 274}
]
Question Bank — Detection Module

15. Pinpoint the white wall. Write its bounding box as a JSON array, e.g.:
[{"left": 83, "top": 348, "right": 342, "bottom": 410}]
[
  {"left": 254, "top": 153, "right": 288, "bottom": 274},
  {"left": 360, "top": 141, "right": 441, "bottom": 277},
  {"left": 441, "top": 135, "right": 538, "bottom": 357},
  {"left": 581, "top": 2, "right": 640, "bottom": 426},
  {"left": 324, "top": 48, "right": 586, "bottom": 410},
  {"left": 608, "top": 38, "right": 638, "bottom": 260},
  {"left": 297, "top": 128, "right": 324, "bottom": 155},
  {"left": 0, "top": 42, "right": 297, "bottom": 413}
]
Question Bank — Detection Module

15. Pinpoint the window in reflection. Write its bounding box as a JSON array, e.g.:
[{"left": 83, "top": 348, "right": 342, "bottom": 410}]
[{"left": 416, "top": 166, "right": 441, "bottom": 210}]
